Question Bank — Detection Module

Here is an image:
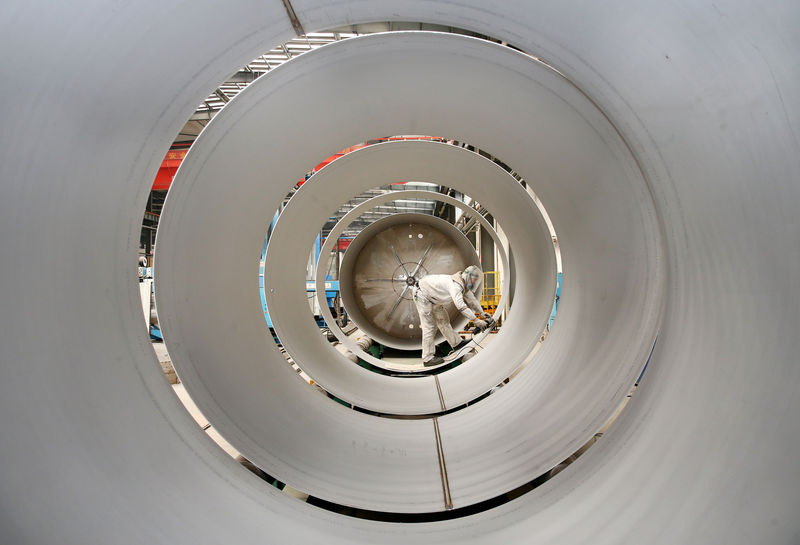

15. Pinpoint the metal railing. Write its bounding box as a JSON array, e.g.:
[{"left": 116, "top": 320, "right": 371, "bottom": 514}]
[{"left": 481, "top": 271, "right": 501, "bottom": 310}]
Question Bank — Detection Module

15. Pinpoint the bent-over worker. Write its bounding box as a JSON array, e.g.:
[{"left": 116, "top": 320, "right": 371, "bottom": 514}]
[{"left": 413, "top": 265, "right": 493, "bottom": 366}]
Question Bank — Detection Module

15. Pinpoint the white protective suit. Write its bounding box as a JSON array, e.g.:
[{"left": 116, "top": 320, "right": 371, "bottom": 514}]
[{"left": 414, "top": 269, "right": 484, "bottom": 362}]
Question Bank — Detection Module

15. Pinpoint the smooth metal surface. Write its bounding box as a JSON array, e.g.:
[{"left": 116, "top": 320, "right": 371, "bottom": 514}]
[
  {"left": 1, "top": 2, "right": 798, "bottom": 545},
  {"left": 311, "top": 185, "right": 509, "bottom": 377},
  {"left": 340, "top": 213, "right": 480, "bottom": 348},
  {"left": 162, "top": 31, "right": 659, "bottom": 515},
  {"left": 272, "top": 147, "right": 523, "bottom": 407}
]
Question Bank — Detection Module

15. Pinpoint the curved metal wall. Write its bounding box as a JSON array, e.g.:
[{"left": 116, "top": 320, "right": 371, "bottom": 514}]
[{"left": 0, "top": 2, "right": 798, "bottom": 544}]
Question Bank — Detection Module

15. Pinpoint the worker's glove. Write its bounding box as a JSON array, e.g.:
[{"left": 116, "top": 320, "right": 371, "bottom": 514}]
[
  {"left": 473, "top": 319, "right": 488, "bottom": 332},
  {"left": 480, "top": 312, "right": 492, "bottom": 320}
]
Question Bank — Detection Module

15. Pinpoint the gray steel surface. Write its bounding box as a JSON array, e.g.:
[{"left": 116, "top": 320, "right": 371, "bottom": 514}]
[
  {"left": 340, "top": 213, "right": 480, "bottom": 347},
  {"left": 311, "top": 184, "right": 510, "bottom": 378},
  {"left": 159, "top": 31, "right": 658, "bottom": 516},
  {"left": 0, "top": 2, "right": 798, "bottom": 544},
  {"left": 265, "top": 142, "right": 532, "bottom": 415}
]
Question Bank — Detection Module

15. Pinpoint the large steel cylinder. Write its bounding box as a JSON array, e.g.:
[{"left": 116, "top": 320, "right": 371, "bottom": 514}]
[
  {"left": 339, "top": 213, "right": 481, "bottom": 349},
  {"left": 1, "top": 2, "right": 798, "bottom": 545}
]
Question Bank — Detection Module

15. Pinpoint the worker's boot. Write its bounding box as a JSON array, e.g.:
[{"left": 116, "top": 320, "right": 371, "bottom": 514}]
[
  {"left": 449, "top": 337, "right": 470, "bottom": 353},
  {"left": 423, "top": 356, "right": 444, "bottom": 367}
]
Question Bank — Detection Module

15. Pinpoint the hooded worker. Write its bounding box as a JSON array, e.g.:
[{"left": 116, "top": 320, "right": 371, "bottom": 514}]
[{"left": 413, "top": 264, "right": 493, "bottom": 366}]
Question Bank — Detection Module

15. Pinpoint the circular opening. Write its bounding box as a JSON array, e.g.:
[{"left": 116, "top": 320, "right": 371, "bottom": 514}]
[
  {"left": 152, "top": 28, "right": 662, "bottom": 520},
  {"left": 260, "top": 137, "right": 554, "bottom": 400}
]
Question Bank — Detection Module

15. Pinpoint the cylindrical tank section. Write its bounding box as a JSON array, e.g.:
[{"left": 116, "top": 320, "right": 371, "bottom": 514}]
[
  {"left": 339, "top": 213, "right": 480, "bottom": 349},
  {"left": 4, "top": 5, "right": 799, "bottom": 544}
]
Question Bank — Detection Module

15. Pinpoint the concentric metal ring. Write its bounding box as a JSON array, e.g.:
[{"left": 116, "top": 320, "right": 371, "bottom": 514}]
[
  {"left": 3, "top": 2, "right": 798, "bottom": 543},
  {"left": 339, "top": 213, "right": 479, "bottom": 348},
  {"left": 265, "top": 141, "right": 537, "bottom": 410},
  {"left": 156, "top": 33, "right": 660, "bottom": 510},
  {"left": 313, "top": 185, "right": 511, "bottom": 376}
]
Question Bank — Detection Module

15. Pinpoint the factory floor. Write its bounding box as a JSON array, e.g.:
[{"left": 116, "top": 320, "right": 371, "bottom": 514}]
[{"left": 152, "top": 341, "right": 241, "bottom": 457}]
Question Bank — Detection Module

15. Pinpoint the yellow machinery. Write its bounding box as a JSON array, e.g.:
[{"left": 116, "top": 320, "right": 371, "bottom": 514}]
[{"left": 481, "top": 271, "right": 501, "bottom": 313}]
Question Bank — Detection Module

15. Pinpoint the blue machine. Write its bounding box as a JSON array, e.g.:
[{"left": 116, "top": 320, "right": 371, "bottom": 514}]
[
  {"left": 549, "top": 272, "right": 562, "bottom": 329},
  {"left": 139, "top": 266, "right": 164, "bottom": 341},
  {"left": 150, "top": 323, "right": 163, "bottom": 341}
]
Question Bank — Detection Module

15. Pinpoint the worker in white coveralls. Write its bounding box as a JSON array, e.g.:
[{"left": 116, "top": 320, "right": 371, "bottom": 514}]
[{"left": 413, "top": 265, "right": 493, "bottom": 366}]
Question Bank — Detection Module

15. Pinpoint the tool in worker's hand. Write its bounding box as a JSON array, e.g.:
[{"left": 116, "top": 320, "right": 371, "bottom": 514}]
[
  {"left": 472, "top": 317, "right": 496, "bottom": 334},
  {"left": 439, "top": 318, "right": 497, "bottom": 364}
]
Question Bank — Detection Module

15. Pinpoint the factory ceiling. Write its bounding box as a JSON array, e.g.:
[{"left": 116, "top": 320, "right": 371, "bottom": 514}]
[{"left": 173, "top": 23, "right": 491, "bottom": 147}]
